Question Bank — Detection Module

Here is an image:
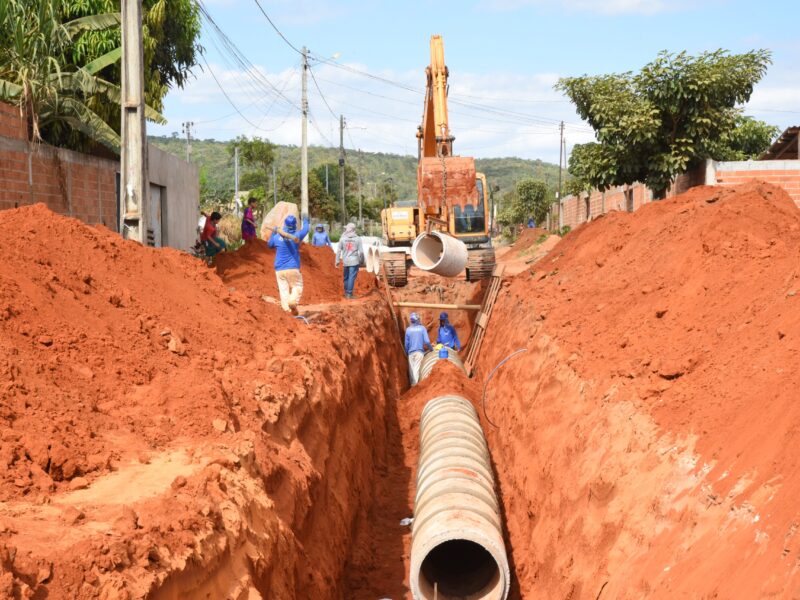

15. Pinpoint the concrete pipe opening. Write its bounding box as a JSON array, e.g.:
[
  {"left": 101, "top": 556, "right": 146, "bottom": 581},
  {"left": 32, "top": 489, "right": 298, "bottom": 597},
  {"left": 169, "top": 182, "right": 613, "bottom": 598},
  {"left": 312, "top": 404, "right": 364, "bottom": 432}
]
[
  {"left": 411, "top": 231, "right": 468, "bottom": 278},
  {"left": 418, "top": 538, "right": 504, "bottom": 600}
]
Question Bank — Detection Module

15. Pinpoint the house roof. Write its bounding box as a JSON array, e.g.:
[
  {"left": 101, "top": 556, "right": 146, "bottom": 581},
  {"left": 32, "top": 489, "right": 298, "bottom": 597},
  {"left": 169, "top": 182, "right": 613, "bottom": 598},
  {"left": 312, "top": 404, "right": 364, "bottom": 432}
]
[{"left": 759, "top": 126, "right": 799, "bottom": 160}]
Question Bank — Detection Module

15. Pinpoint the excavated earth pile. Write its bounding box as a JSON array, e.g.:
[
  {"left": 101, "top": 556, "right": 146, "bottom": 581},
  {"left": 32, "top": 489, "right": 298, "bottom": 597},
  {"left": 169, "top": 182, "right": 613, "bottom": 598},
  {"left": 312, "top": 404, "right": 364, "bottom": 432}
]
[
  {"left": 0, "top": 205, "right": 405, "bottom": 599},
  {"left": 478, "top": 182, "right": 800, "bottom": 598}
]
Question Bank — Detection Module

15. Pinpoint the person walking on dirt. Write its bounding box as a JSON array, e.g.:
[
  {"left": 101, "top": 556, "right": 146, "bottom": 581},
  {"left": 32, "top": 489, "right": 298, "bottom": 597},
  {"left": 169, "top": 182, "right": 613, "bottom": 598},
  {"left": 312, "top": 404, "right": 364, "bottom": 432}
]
[
  {"left": 335, "top": 223, "right": 363, "bottom": 299},
  {"left": 200, "top": 211, "right": 226, "bottom": 259},
  {"left": 268, "top": 214, "right": 310, "bottom": 314},
  {"left": 241, "top": 198, "right": 258, "bottom": 243},
  {"left": 311, "top": 224, "right": 332, "bottom": 248},
  {"left": 436, "top": 312, "right": 461, "bottom": 351},
  {"left": 405, "top": 312, "right": 432, "bottom": 385}
]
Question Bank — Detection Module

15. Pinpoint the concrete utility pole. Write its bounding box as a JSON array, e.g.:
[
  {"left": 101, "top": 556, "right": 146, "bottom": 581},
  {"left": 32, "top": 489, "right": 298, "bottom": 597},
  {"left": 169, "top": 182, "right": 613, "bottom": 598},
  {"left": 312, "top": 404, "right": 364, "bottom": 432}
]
[
  {"left": 300, "top": 46, "right": 309, "bottom": 217},
  {"left": 556, "top": 120, "right": 565, "bottom": 231},
  {"left": 272, "top": 163, "right": 277, "bottom": 207},
  {"left": 120, "top": 0, "right": 148, "bottom": 244},
  {"left": 234, "top": 145, "right": 239, "bottom": 205},
  {"left": 182, "top": 121, "right": 194, "bottom": 162},
  {"left": 325, "top": 163, "right": 329, "bottom": 194},
  {"left": 339, "top": 114, "right": 347, "bottom": 226}
]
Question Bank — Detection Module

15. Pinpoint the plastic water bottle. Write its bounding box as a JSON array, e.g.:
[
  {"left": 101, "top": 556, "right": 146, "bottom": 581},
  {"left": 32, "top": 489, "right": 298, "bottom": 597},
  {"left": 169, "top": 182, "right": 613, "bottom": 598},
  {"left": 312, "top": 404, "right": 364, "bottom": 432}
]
[{"left": 438, "top": 347, "right": 448, "bottom": 359}]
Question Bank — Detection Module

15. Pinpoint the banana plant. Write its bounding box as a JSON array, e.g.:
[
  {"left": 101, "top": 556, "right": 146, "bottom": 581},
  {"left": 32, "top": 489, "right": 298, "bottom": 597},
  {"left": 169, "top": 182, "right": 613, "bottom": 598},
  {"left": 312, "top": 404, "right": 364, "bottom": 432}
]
[{"left": 0, "top": 0, "right": 164, "bottom": 152}]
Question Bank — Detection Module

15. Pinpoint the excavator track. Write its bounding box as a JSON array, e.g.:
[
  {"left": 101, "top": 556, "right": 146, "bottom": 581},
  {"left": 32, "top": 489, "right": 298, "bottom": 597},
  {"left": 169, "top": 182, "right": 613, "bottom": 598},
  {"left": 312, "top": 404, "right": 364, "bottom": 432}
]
[
  {"left": 465, "top": 248, "right": 496, "bottom": 282},
  {"left": 381, "top": 252, "right": 408, "bottom": 287}
]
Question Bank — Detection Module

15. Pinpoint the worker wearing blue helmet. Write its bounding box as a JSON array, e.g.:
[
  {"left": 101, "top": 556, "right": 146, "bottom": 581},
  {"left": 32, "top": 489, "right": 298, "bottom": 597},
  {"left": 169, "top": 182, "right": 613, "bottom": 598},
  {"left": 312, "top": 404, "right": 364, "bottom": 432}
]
[
  {"left": 404, "top": 312, "right": 432, "bottom": 386},
  {"left": 436, "top": 311, "right": 461, "bottom": 351},
  {"left": 268, "top": 213, "right": 309, "bottom": 314}
]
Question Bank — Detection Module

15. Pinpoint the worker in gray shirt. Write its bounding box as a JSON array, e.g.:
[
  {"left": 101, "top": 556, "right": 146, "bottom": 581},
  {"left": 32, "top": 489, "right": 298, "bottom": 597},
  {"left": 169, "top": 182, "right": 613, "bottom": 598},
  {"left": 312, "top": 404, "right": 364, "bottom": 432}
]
[{"left": 335, "top": 223, "right": 363, "bottom": 299}]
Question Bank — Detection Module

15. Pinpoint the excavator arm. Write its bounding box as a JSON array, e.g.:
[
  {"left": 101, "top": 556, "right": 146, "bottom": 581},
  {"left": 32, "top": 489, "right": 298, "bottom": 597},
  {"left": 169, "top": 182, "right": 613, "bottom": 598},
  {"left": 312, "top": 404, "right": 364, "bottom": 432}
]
[{"left": 417, "top": 35, "right": 453, "bottom": 159}]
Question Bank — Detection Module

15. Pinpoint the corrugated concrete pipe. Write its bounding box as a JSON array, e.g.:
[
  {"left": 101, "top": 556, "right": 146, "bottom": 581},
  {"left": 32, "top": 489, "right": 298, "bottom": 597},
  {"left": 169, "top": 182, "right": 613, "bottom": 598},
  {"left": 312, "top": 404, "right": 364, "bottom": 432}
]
[
  {"left": 418, "top": 347, "right": 465, "bottom": 382},
  {"left": 410, "top": 395, "right": 510, "bottom": 600},
  {"left": 411, "top": 231, "right": 469, "bottom": 278}
]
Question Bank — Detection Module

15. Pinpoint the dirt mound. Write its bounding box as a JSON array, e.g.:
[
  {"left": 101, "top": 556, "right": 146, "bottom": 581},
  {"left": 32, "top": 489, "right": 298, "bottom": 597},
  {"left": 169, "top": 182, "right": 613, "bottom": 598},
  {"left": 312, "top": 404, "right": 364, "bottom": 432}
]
[
  {"left": 512, "top": 226, "right": 549, "bottom": 253},
  {"left": 0, "top": 204, "right": 292, "bottom": 502},
  {"left": 0, "top": 204, "right": 407, "bottom": 598},
  {"left": 214, "top": 240, "right": 376, "bottom": 302},
  {"left": 480, "top": 182, "right": 800, "bottom": 597}
]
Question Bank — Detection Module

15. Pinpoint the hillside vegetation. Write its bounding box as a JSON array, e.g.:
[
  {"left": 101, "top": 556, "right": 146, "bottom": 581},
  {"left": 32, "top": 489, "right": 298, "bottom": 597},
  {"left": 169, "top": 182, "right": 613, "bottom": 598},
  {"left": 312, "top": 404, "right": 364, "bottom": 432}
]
[{"left": 149, "top": 135, "right": 560, "bottom": 205}]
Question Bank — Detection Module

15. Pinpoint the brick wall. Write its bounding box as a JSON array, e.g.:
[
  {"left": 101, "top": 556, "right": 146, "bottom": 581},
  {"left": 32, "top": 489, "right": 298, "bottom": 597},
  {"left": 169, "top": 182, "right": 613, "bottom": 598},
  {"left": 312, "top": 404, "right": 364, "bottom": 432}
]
[
  {"left": 714, "top": 162, "right": 800, "bottom": 206},
  {"left": 0, "top": 101, "right": 199, "bottom": 248},
  {"left": 556, "top": 160, "right": 800, "bottom": 230}
]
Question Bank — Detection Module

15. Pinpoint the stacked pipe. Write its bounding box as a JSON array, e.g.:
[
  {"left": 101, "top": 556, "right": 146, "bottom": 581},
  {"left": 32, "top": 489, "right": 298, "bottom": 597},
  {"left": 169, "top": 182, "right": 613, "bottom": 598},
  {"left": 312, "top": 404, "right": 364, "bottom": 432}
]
[
  {"left": 410, "top": 395, "right": 510, "bottom": 600},
  {"left": 418, "top": 347, "right": 465, "bottom": 382}
]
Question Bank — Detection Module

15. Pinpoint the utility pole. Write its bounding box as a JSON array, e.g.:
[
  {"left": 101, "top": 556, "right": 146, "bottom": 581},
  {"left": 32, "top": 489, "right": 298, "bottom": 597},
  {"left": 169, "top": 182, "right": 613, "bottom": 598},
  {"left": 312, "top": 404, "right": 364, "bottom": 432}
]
[
  {"left": 234, "top": 145, "right": 239, "bottom": 207},
  {"left": 272, "top": 163, "right": 277, "bottom": 207},
  {"left": 556, "top": 120, "right": 564, "bottom": 231},
  {"left": 325, "top": 163, "right": 329, "bottom": 194},
  {"left": 120, "top": 0, "right": 148, "bottom": 244},
  {"left": 357, "top": 149, "right": 363, "bottom": 227},
  {"left": 339, "top": 114, "right": 347, "bottom": 226},
  {"left": 300, "top": 46, "right": 309, "bottom": 217},
  {"left": 182, "top": 121, "right": 194, "bottom": 162}
]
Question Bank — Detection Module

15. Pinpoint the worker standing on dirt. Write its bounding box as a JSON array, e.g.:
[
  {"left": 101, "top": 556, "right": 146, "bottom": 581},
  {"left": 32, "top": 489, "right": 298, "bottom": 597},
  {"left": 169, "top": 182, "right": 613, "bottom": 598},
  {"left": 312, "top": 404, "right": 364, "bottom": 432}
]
[
  {"left": 268, "top": 214, "right": 309, "bottom": 314},
  {"left": 312, "top": 224, "right": 332, "bottom": 248},
  {"left": 200, "top": 211, "right": 226, "bottom": 259},
  {"left": 335, "top": 223, "right": 363, "bottom": 299},
  {"left": 241, "top": 197, "right": 258, "bottom": 244},
  {"left": 436, "top": 312, "right": 461, "bottom": 351},
  {"left": 404, "top": 312, "right": 432, "bottom": 385}
]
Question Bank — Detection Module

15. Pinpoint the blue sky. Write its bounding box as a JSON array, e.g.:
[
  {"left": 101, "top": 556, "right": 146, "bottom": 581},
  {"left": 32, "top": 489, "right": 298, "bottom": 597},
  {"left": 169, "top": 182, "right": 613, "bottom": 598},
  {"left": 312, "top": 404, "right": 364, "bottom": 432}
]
[{"left": 151, "top": 0, "right": 800, "bottom": 163}]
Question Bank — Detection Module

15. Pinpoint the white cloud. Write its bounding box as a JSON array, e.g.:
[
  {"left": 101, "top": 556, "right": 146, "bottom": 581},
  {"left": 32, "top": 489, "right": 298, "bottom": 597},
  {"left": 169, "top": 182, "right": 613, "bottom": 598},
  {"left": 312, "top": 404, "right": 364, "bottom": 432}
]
[{"left": 150, "top": 59, "right": 596, "bottom": 163}]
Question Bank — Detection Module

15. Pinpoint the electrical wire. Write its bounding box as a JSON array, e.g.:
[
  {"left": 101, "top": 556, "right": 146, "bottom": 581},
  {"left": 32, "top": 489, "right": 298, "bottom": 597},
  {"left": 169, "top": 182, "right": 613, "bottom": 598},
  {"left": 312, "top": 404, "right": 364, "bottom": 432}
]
[
  {"left": 251, "top": 0, "right": 304, "bottom": 56},
  {"left": 308, "top": 64, "right": 339, "bottom": 121}
]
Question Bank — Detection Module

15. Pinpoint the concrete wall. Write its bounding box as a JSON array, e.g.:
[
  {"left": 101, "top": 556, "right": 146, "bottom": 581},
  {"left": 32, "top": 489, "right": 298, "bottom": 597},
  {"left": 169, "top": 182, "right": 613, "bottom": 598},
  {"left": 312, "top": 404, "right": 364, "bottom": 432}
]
[
  {"left": 0, "top": 101, "right": 198, "bottom": 249},
  {"left": 556, "top": 160, "right": 800, "bottom": 231}
]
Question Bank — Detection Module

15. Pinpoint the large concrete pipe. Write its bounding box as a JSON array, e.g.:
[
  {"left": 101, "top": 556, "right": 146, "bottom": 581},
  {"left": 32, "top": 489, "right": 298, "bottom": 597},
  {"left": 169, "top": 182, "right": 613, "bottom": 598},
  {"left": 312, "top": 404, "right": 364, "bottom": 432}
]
[
  {"left": 418, "top": 347, "right": 465, "bottom": 382},
  {"left": 364, "top": 245, "right": 376, "bottom": 273},
  {"left": 410, "top": 395, "right": 510, "bottom": 600},
  {"left": 411, "top": 231, "right": 468, "bottom": 278}
]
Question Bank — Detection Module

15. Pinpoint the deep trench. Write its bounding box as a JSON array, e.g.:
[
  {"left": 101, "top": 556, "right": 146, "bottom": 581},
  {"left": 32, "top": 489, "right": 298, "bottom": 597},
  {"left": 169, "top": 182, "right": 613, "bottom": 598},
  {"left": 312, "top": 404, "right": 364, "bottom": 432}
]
[{"left": 337, "top": 277, "right": 517, "bottom": 599}]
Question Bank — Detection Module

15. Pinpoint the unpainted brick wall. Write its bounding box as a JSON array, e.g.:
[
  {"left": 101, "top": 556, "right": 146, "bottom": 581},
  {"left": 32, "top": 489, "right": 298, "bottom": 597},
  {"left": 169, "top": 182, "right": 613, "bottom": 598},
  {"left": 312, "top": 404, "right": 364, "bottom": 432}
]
[
  {"left": 716, "top": 169, "right": 800, "bottom": 206},
  {"left": 0, "top": 103, "right": 119, "bottom": 230}
]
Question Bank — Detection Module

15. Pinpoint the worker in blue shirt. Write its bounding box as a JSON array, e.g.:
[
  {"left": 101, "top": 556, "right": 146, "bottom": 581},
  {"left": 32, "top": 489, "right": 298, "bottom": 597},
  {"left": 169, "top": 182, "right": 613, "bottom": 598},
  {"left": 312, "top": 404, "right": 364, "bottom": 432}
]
[
  {"left": 436, "top": 312, "right": 461, "bottom": 351},
  {"left": 268, "top": 214, "right": 309, "bottom": 314},
  {"left": 404, "top": 312, "right": 432, "bottom": 385},
  {"left": 311, "top": 224, "right": 332, "bottom": 248}
]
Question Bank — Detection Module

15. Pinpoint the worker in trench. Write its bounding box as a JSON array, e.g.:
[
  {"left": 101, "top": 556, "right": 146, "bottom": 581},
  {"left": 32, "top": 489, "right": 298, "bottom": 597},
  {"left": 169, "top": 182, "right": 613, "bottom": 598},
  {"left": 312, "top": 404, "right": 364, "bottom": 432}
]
[
  {"left": 268, "top": 214, "right": 309, "bottom": 315},
  {"left": 436, "top": 311, "right": 461, "bottom": 352},
  {"left": 335, "top": 223, "right": 363, "bottom": 299},
  {"left": 405, "top": 312, "right": 432, "bottom": 385}
]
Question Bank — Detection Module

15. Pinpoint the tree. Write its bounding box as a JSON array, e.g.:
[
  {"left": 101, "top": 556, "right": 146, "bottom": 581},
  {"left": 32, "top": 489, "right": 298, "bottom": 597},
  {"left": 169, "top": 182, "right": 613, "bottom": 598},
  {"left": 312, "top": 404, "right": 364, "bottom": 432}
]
[
  {"left": 229, "top": 136, "right": 276, "bottom": 192},
  {"left": 497, "top": 178, "right": 551, "bottom": 226},
  {"left": 709, "top": 115, "right": 780, "bottom": 161},
  {"left": 557, "top": 49, "right": 772, "bottom": 198},
  {"left": 63, "top": 0, "right": 200, "bottom": 114},
  {"left": 0, "top": 0, "right": 164, "bottom": 151},
  {"left": 276, "top": 166, "right": 337, "bottom": 222}
]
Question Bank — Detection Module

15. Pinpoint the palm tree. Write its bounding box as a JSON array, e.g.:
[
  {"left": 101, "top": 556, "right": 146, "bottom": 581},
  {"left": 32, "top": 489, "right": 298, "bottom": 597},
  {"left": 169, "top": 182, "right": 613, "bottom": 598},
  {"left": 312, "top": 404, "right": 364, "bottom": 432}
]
[{"left": 0, "top": 0, "right": 164, "bottom": 152}]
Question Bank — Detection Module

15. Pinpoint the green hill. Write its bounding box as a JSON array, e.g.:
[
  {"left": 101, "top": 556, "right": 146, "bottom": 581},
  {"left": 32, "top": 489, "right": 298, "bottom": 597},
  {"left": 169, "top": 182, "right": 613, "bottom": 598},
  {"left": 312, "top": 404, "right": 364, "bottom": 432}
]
[{"left": 149, "top": 135, "right": 561, "bottom": 205}]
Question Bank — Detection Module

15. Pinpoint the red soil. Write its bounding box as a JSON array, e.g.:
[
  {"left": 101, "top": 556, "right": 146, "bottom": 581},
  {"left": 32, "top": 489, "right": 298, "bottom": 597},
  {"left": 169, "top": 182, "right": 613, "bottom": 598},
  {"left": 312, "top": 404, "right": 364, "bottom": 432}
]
[
  {"left": 0, "top": 204, "right": 406, "bottom": 598},
  {"left": 511, "top": 227, "right": 549, "bottom": 253},
  {"left": 214, "top": 240, "right": 376, "bottom": 303},
  {"left": 482, "top": 182, "right": 800, "bottom": 597}
]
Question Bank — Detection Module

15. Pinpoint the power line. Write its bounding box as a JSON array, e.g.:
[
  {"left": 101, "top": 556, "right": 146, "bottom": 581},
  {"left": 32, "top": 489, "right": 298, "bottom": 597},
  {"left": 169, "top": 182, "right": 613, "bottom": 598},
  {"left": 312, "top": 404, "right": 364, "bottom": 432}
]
[
  {"left": 251, "top": 0, "right": 304, "bottom": 56},
  {"left": 307, "top": 64, "right": 338, "bottom": 121}
]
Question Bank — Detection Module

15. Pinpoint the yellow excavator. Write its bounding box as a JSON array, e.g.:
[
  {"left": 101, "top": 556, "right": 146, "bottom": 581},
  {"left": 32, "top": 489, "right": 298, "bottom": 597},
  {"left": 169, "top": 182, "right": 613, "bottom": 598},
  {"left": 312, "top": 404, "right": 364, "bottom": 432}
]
[
  {"left": 415, "top": 34, "right": 495, "bottom": 280},
  {"left": 379, "top": 34, "right": 495, "bottom": 285}
]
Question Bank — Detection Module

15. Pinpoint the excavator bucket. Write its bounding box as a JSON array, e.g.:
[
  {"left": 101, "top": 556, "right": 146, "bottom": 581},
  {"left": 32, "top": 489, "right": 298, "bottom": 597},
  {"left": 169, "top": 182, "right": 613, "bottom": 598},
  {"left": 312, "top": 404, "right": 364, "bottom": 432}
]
[{"left": 417, "top": 156, "right": 477, "bottom": 211}]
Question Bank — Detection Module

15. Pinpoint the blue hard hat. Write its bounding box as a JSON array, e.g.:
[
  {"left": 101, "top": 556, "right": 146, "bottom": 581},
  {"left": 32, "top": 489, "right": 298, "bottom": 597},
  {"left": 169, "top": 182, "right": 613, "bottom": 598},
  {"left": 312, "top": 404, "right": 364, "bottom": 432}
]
[
  {"left": 410, "top": 312, "right": 420, "bottom": 324},
  {"left": 284, "top": 215, "right": 297, "bottom": 228},
  {"left": 439, "top": 312, "right": 448, "bottom": 320}
]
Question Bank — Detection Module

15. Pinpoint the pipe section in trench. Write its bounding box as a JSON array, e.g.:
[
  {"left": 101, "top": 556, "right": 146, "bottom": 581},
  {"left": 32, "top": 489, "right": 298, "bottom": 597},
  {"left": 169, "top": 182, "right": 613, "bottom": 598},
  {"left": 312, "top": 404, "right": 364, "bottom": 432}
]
[
  {"left": 411, "top": 231, "right": 469, "bottom": 278},
  {"left": 418, "top": 347, "right": 465, "bottom": 382},
  {"left": 410, "top": 395, "right": 510, "bottom": 600}
]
